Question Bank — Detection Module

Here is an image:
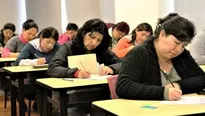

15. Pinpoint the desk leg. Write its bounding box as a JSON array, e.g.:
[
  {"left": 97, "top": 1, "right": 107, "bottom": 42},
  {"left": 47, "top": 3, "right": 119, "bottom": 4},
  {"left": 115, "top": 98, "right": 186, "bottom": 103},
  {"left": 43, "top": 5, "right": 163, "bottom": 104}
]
[
  {"left": 60, "top": 91, "right": 68, "bottom": 116},
  {"left": 43, "top": 89, "right": 52, "bottom": 116},
  {"left": 18, "top": 77, "right": 25, "bottom": 116},
  {"left": 10, "top": 79, "right": 17, "bottom": 116}
]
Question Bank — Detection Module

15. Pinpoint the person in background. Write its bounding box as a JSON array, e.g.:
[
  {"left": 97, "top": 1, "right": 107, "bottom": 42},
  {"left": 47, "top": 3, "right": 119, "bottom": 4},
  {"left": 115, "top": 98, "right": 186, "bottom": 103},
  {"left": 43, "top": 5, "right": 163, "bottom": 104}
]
[
  {"left": 0, "top": 23, "right": 16, "bottom": 52},
  {"left": 15, "top": 27, "right": 60, "bottom": 66},
  {"left": 116, "top": 13, "right": 205, "bottom": 101},
  {"left": 109, "top": 21, "right": 130, "bottom": 48},
  {"left": 58, "top": 23, "right": 78, "bottom": 45},
  {"left": 48, "top": 18, "right": 121, "bottom": 116},
  {"left": 14, "top": 27, "right": 60, "bottom": 112},
  {"left": 2, "top": 19, "right": 38, "bottom": 58},
  {"left": 112, "top": 22, "right": 153, "bottom": 58},
  {"left": 190, "top": 30, "right": 205, "bottom": 64}
]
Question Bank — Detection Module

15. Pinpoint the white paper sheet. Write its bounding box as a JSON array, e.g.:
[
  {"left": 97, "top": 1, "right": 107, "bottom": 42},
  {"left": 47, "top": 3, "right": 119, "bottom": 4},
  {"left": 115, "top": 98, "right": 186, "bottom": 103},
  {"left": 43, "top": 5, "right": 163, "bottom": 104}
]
[
  {"left": 89, "top": 75, "right": 111, "bottom": 80},
  {"left": 62, "top": 75, "right": 111, "bottom": 81},
  {"left": 161, "top": 96, "right": 205, "bottom": 104}
]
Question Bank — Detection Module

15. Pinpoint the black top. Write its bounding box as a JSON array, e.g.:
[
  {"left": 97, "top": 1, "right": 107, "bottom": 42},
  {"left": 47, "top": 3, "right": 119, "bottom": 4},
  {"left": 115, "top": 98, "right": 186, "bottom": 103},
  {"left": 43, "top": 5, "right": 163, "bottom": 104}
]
[
  {"left": 47, "top": 41, "right": 122, "bottom": 78},
  {"left": 116, "top": 37, "right": 205, "bottom": 100}
]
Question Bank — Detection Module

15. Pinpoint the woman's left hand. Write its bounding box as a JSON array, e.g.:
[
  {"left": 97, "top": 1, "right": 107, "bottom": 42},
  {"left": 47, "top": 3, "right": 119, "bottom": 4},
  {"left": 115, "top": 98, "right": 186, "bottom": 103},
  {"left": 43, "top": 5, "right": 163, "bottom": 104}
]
[{"left": 100, "top": 66, "right": 114, "bottom": 75}]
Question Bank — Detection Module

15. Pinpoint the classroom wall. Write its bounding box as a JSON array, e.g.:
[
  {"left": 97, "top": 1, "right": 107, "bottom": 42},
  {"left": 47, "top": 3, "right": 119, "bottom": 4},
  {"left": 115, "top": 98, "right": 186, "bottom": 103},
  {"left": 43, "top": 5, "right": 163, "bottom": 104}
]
[
  {"left": 174, "top": 0, "right": 205, "bottom": 33},
  {"left": 114, "top": 0, "right": 159, "bottom": 31},
  {"left": 99, "top": 0, "right": 115, "bottom": 23},
  {"left": 65, "top": 0, "right": 101, "bottom": 27},
  {"left": 0, "top": 0, "right": 205, "bottom": 35},
  {"left": 0, "top": 0, "right": 26, "bottom": 34},
  {"left": 25, "top": 0, "right": 62, "bottom": 33}
]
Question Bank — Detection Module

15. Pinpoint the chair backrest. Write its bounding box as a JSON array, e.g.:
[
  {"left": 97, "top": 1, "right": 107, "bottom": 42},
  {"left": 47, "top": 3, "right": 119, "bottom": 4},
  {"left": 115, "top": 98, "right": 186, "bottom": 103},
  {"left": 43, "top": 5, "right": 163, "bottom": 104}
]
[
  {"left": 106, "top": 23, "right": 115, "bottom": 29},
  {"left": 107, "top": 75, "right": 118, "bottom": 99}
]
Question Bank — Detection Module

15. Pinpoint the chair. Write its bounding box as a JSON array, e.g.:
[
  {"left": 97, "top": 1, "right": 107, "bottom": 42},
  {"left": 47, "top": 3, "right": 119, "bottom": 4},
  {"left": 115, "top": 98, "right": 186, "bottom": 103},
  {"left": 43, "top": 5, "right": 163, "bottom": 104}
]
[
  {"left": 107, "top": 75, "right": 118, "bottom": 99},
  {"left": 106, "top": 22, "right": 115, "bottom": 29}
]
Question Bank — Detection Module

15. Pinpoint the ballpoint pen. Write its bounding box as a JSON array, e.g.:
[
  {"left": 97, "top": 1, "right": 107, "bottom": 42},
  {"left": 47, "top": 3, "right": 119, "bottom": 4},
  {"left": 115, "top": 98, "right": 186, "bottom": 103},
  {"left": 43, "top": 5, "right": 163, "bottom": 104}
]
[{"left": 161, "top": 69, "right": 175, "bottom": 87}]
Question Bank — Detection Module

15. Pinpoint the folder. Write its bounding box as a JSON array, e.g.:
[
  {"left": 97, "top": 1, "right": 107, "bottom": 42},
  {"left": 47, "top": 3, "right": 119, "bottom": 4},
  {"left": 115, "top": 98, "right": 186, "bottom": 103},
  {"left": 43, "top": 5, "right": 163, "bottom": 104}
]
[{"left": 67, "top": 54, "right": 99, "bottom": 74}]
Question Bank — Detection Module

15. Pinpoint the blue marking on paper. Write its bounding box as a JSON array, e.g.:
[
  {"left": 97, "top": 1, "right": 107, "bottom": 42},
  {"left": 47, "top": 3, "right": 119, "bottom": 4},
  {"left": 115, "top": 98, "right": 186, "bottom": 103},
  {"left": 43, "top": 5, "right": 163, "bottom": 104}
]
[{"left": 141, "top": 105, "right": 158, "bottom": 109}]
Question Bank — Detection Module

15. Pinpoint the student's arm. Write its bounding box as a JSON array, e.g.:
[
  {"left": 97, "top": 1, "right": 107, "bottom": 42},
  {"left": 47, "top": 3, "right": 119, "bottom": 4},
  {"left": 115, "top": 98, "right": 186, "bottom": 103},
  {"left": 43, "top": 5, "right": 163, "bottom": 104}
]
[
  {"left": 2, "top": 37, "right": 19, "bottom": 58},
  {"left": 116, "top": 47, "right": 165, "bottom": 100},
  {"left": 15, "top": 43, "right": 38, "bottom": 66},
  {"left": 112, "top": 38, "right": 134, "bottom": 58},
  {"left": 174, "top": 50, "right": 205, "bottom": 94},
  {"left": 102, "top": 50, "right": 122, "bottom": 74},
  {"left": 47, "top": 43, "right": 78, "bottom": 78}
]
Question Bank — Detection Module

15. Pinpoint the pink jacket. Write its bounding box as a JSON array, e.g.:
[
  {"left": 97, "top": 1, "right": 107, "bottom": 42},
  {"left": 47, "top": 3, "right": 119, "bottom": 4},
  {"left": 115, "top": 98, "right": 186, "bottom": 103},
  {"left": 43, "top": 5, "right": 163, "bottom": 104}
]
[{"left": 58, "top": 33, "right": 70, "bottom": 45}]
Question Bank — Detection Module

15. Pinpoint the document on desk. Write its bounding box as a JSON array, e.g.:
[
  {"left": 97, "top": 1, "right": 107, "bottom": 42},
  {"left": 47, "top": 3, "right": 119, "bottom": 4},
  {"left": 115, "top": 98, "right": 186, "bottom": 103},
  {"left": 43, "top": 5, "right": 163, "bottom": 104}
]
[
  {"left": 62, "top": 75, "right": 111, "bottom": 81},
  {"left": 161, "top": 96, "right": 205, "bottom": 104},
  {"left": 89, "top": 75, "right": 111, "bottom": 80}
]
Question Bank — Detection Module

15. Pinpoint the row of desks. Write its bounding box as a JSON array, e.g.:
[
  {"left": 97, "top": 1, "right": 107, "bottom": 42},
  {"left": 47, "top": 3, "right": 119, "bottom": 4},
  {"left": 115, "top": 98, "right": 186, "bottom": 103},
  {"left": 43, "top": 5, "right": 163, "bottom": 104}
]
[{"left": 1, "top": 57, "right": 205, "bottom": 116}]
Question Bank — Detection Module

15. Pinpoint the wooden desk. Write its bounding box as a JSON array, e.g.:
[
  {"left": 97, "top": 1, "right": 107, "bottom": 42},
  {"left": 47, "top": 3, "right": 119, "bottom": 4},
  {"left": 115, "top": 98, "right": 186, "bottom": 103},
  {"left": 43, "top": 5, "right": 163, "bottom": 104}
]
[
  {"left": 200, "top": 65, "right": 205, "bottom": 71},
  {"left": 93, "top": 99, "right": 205, "bottom": 116},
  {"left": 3, "top": 66, "right": 47, "bottom": 116},
  {"left": 0, "top": 58, "right": 16, "bottom": 62},
  {"left": 36, "top": 78, "right": 108, "bottom": 116}
]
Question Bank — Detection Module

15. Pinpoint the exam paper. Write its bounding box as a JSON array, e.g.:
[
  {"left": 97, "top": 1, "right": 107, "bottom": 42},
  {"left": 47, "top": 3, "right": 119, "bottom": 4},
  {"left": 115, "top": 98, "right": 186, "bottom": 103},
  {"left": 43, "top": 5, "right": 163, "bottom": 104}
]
[
  {"left": 88, "top": 75, "right": 111, "bottom": 80},
  {"left": 161, "top": 96, "right": 205, "bottom": 104}
]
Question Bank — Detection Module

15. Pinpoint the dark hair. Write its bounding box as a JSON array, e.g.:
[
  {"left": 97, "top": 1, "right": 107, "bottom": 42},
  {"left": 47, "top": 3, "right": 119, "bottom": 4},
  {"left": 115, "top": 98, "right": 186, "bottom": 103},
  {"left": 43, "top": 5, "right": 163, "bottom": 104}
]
[
  {"left": 129, "top": 22, "right": 153, "bottom": 44},
  {"left": 38, "top": 27, "right": 59, "bottom": 41},
  {"left": 1, "top": 23, "right": 16, "bottom": 32},
  {"left": 113, "top": 21, "right": 130, "bottom": 35},
  {"left": 154, "top": 13, "right": 196, "bottom": 42},
  {"left": 22, "top": 19, "right": 39, "bottom": 31},
  {"left": 0, "top": 23, "right": 16, "bottom": 39},
  {"left": 66, "top": 23, "right": 78, "bottom": 31},
  {"left": 71, "top": 18, "right": 111, "bottom": 55}
]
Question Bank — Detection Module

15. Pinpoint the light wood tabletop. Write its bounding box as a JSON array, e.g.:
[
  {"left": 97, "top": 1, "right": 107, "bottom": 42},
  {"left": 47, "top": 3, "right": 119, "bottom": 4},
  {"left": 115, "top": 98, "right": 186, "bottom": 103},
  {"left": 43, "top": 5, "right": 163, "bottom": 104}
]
[
  {"left": 0, "top": 58, "right": 16, "bottom": 62},
  {"left": 200, "top": 65, "right": 205, "bottom": 71},
  {"left": 3, "top": 66, "right": 47, "bottom": 73},
  {"left": 37, "top": 78, "right": 108, "bottom": 89},
  {"left": 93, "top": 98, "right": 205, "bottom": 116}
]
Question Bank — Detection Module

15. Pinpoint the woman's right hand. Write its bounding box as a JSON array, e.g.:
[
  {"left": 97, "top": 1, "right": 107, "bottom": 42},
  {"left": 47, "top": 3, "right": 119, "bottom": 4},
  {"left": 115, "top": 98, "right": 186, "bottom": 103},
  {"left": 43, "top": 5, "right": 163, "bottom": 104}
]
[
  {"left": 37, "top": 58, "right": 46, "bottom": 65},
  {"left": 78, "top": 70, "right": 91, "bottom": 78},
  {"left": 168, "top": 87, "right": 182, "bottom": 101}
]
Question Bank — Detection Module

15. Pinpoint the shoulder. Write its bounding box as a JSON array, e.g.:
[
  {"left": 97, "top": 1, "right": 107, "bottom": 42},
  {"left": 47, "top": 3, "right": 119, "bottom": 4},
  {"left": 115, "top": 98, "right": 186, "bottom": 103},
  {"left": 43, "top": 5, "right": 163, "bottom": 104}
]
[
  {"left": 120, "top": 37, "right": 130, "bottom": 42},
  {"left": 58, "top": 41, "right": 73, "bottom": 55},
  {"left": 9, "top": 36, "right": 20, "bottom": 42}
]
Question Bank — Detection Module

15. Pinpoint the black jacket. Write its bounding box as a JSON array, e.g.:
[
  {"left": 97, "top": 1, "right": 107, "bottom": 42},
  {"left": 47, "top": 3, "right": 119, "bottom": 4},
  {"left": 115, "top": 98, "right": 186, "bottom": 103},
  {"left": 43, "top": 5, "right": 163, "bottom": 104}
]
[
  {"left": 116, "top": 37, "right": 205, "bottom": 100},
  {"left": 48, "top": 41, "right": 122, "bottom": 78}
]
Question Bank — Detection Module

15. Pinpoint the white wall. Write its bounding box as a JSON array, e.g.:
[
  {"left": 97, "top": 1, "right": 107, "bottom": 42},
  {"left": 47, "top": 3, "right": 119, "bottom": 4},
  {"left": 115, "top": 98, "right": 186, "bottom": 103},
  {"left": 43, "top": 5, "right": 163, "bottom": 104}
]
[
  {"left": 0, "top": 0, "right": 26, "bottom": 33},
  {"left": 114, "top": 0, "right": 159, "bottom": 32},
  {"left": 174, "top": 0, "right": 205, "bottom": 33},
  {"left": 26, "top": 0, "right": 62, "bottom": 33},
  {"left": 99, "top": 0, "right": 115, "bottom": 23},
  {"left": 65, "top": 0, "right": 101, "bottom": 27}
]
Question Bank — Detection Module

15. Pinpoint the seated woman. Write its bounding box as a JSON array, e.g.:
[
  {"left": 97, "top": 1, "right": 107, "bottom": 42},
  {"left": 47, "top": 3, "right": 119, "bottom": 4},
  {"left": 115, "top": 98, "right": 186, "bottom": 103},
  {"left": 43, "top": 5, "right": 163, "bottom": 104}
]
[
  {"left": 190, "top": 30, "right": 205, "bottom": 64},
  {"left": 14, "top": 27, "right": 60, "bottom": 112},
  {"left": 0, "top": 23, "right": 16, "bottom": 52},
  {"left": 109, "top": 21, "right": 130, "bottom": 48},
  {"left": 58, "top": 23, "right": 78, "bottom": 45},
  {"left": 47, "top": 18, "right": 121, "bottom": 115},
  {"left": 112, "top": 23, "right": 153, "bottom": 58},
  {"left": 2, "top": 19, "right": 38, "bottom": 58},
  {"left": 15, "top": 27, "right": 60, "bottom": 66},
  {"left": 116, "top": 13, "right": 205, "bottom": 101}
]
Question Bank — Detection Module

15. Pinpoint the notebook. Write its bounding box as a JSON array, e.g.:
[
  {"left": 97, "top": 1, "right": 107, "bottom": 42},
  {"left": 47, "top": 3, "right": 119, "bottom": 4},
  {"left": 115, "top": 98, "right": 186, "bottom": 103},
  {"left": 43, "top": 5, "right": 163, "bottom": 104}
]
[{"left": 67, "top": 54, "right": 99, "bottom": 74}]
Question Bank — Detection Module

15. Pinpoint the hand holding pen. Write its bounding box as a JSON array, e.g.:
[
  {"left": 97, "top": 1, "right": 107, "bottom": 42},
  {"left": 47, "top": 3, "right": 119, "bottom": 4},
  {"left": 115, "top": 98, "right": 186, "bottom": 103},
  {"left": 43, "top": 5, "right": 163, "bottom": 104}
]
[
  {"left": 161, "top": 69, "right": 182, "bottom": 100},
  {"left": 78, "top": 60, "right": 91, "bottom": 78},
  {"left": 37, "top": 58, "right": 46, "bottom": 65}
]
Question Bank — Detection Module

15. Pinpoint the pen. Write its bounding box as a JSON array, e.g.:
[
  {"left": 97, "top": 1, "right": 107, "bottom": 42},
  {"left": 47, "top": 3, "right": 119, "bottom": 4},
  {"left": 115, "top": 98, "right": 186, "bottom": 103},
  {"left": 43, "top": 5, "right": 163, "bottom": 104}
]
[
  {"left": 62, "top": 78, "right": 74, "bottom": 82},
  {"left": 161, "top": 70, "right": 175, "bottom": 87},
  {"left": 78, "top": 60, "right": 86, "bottom": 70}
]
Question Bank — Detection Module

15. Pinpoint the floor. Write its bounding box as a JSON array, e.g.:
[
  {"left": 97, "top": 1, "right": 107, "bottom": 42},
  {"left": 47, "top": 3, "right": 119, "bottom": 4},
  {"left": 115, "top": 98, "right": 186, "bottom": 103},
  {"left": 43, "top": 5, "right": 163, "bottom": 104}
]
[{"left": 0, "top": 91, "right": 39, "bottom": 116}]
